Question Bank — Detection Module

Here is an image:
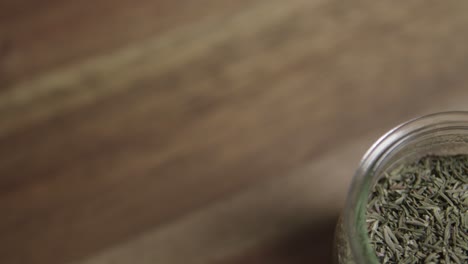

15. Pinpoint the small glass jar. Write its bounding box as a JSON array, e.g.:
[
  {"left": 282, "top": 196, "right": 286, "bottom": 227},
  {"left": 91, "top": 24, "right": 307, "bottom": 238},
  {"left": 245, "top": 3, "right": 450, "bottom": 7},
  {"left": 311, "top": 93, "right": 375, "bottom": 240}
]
[{"left": 334, "top": 112, "right": 468, "bottom": 264}]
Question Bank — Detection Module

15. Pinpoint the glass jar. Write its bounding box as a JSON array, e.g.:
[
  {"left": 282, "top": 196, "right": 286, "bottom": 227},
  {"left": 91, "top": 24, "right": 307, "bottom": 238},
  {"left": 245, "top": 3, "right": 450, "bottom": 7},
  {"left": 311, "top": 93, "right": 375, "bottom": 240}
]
[{"left": 334, "top": 111, "right": 468, "bottom": 264}]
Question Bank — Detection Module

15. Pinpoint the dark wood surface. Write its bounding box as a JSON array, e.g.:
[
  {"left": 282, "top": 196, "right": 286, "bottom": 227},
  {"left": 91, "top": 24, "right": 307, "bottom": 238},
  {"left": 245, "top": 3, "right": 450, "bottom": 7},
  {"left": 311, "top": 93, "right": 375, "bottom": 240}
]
[{"left": 2, "top": 0, "right": 468, "bottom": 263}]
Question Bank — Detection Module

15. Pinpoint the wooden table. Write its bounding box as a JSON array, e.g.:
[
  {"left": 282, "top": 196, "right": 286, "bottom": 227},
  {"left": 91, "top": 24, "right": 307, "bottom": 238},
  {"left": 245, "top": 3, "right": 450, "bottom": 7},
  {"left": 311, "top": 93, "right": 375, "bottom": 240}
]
[{"left": 2, "top": 0, "right": 468, "bottom": 263}]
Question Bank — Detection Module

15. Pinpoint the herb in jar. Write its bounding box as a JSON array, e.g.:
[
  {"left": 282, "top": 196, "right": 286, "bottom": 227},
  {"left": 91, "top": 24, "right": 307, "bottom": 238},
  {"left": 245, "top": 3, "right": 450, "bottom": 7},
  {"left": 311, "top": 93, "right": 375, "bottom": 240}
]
[{"left": 366, "top": 155, "right": 468, "bottom": 263}]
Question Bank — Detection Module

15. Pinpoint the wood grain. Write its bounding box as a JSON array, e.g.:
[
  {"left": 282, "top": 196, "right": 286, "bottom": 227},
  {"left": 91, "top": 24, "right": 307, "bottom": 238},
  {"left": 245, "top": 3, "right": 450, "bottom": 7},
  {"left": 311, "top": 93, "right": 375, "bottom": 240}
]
[
  {"left": 74, "top": 92, "right": 468, "bottom": 264},
  {"left": 1, "top": 0, "right": 468, "bottom": 263},
  {"left": 75, "top": 135, "right": 373, "bottom": 264}
]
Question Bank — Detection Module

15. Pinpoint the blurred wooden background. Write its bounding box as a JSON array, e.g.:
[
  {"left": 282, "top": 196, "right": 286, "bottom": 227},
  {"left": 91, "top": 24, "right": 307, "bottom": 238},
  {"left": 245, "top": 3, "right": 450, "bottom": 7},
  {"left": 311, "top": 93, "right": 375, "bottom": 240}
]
[{"left": 2, "top": 0, "right": 468, "bottom": 263}]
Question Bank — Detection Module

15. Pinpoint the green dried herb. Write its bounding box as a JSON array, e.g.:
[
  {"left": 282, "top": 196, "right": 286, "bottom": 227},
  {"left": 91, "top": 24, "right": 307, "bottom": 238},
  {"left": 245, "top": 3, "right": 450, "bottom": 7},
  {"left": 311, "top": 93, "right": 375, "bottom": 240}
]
[{"left": 366, "top": 155, "right": 468, "bottom": 263}]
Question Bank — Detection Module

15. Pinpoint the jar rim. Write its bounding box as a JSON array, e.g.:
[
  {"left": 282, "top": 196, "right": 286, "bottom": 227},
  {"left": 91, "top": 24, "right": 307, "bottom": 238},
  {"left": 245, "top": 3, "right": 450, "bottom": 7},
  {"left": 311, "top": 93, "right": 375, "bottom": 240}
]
[{"left": 344, "top": 111, "right": 468, "bottom": 264}]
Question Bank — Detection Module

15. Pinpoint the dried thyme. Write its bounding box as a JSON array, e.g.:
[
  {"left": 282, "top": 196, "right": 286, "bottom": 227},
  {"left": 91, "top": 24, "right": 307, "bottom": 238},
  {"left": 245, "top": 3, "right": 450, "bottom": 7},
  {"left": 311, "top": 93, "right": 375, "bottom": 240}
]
[{"left": 366, "top": 155, "right": 468, "bottom": 264}]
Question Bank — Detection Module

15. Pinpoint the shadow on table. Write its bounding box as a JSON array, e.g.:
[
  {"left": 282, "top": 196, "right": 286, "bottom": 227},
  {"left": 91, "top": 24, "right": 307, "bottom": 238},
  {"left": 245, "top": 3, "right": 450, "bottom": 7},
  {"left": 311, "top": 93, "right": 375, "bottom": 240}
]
[{"left": 224, "top": 215, "right": 339, "bottom": 264}]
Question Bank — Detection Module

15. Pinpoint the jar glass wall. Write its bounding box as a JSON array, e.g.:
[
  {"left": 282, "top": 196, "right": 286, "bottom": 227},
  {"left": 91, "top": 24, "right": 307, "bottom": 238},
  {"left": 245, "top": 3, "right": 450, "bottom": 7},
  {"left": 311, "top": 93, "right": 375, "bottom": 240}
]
[{"left": 334, "top": 112, "right": 468, "bottom": 264}]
